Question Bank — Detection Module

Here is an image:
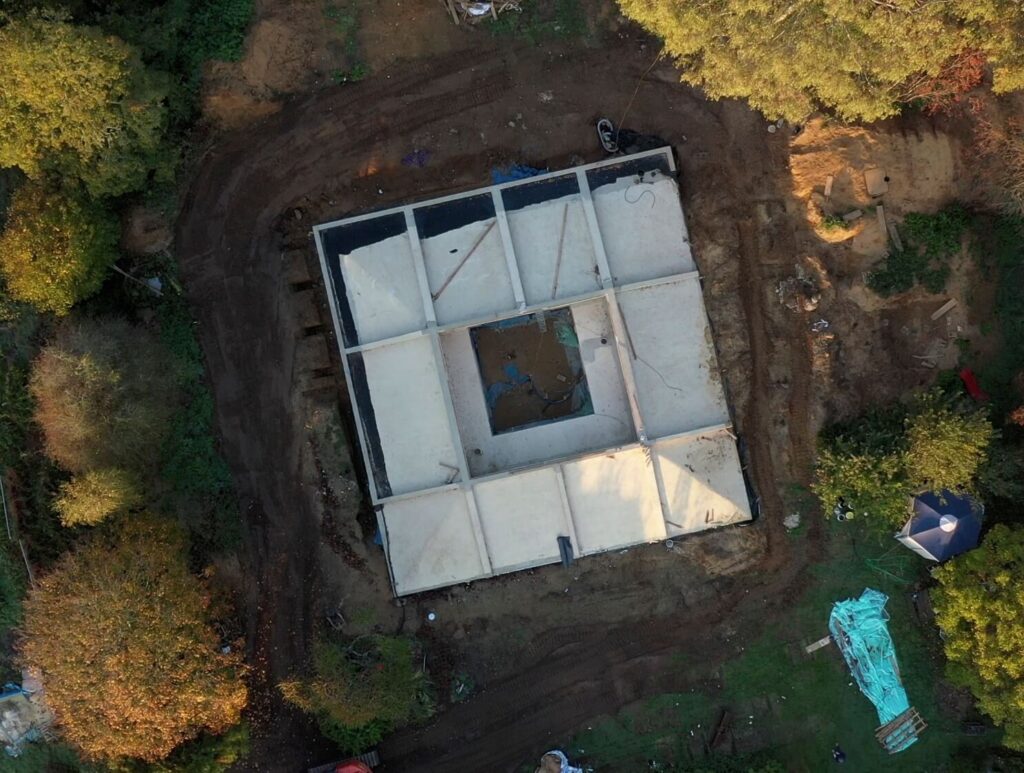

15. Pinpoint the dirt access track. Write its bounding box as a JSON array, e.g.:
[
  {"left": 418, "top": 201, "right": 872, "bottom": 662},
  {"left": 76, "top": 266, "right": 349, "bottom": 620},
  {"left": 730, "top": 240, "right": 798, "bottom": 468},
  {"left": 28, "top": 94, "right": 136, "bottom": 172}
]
[{"left": 177, "top": 30, "right": 973, "bottom": 772}]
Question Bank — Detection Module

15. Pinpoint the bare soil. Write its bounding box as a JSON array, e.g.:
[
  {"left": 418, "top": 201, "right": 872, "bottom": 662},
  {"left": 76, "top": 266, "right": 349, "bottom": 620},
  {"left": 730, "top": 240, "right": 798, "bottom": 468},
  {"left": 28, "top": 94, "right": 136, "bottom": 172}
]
[{"left": 176, "top": 8, "right": 995, "bottom": 770}]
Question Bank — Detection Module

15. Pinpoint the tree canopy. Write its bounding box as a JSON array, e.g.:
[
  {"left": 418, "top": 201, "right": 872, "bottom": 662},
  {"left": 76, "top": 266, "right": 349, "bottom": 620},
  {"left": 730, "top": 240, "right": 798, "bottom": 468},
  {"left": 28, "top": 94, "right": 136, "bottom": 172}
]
[
  {"left": 0, "top": 182, "right": 118, "bottom": 315},
  {"left": 280, "top": 635, "right": 433, "bottom": 753},
  {"left": 20, "top": 515, "right": 248, "bottom": 761},
  {"left": 0, "top": 16, "right": 169, "bottom": 197},
  {"left": 813, "top": 391, "right": 995, "bottom": 525},
  {"left": 933, "top": 524, "right": 1024, "bottom": 750},
  {"left": 29, "top": 317, "right": 179, "bottom": 474},
  {"left": 54, "top": 467, "right": 143, "bottom": 527},
  {"left": 906, "top": 393, "right": 993, "bottom": 492},
  {"left": 617, "top": 0, "right": 1024, "bottom": 121}
]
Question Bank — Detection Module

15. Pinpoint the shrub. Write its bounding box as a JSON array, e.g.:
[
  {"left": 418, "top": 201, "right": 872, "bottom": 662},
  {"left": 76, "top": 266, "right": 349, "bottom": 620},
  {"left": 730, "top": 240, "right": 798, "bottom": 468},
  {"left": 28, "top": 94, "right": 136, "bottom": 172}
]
[
  {"left": 0, "top": 546, "right": 24, "bottom": 633},
  {"left": 867, "top": 206, "right": 969, "bottom": 297},
  {"left": 905, "top": 392, "right": 994, "bottom": 492},
  {"left": 97, "top": 0, "right": 254, "bottom": 125},
  {"left": 0, "top": 182, "right": 119, "bottom": 315},
  {"left": 933, "top": 525, "right": 1024, "bottom": 750},
  {"left": 813, "top": 446, "right": 909, "bottom": 526},
  {"left": 280, "top": 635, "right": 434, "bottom": 754},
  {"left": 0, "top": 360, "right": 32, "bottom": 468},
  {"left": 157, "top": 293, "right": 239, "bottom": 558},
  {"left": 974, "top": 118, "right": 1024, "bottom": 217},
  {"left": 29, "top": 317, "right": 179, "bottom": 475},
  {"left": 813, "top": 391, "right": 996, "bottom": 526},
  {"left": 0, "top": 17, "right": 169, "bottom": 198},
  {"left": 20, "top": 515, "right": 248, "bottom": 762},
  {"left": 109, "top": 722, "right": 251, "bottom": 773},
  {"left": 54, "top": 467, "right": 144, "bottom": 527}
]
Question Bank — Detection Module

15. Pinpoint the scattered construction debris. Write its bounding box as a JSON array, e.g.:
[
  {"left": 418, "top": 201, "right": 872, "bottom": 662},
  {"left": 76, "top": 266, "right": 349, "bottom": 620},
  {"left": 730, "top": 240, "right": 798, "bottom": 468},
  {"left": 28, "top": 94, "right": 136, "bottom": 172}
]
[
  {"left": 804, "top": 634, "right": 832, "bottom": 654},
  {"left": 930, "top": 299, "right": 958, "bottom": 321},
  {"left": 777, "top": 274, "right": 821, "bottom": 313},
  {"left": 842, "top": 208, "right": 863, "bottom": 223},
  {"left": 441, "top": 0, "right": 521, "bottom": 25},
  {"left": 876, "top": 707, "right": 928, "bottom": 755},
  {"left": 535, "top": 750, "right": 583, "bottom": 773},
  {"left": 865, "top": 167, "right": 889, "bottom": 197},
  {"left": 0, "top": 673, "right": 54, "bottom": 758}
]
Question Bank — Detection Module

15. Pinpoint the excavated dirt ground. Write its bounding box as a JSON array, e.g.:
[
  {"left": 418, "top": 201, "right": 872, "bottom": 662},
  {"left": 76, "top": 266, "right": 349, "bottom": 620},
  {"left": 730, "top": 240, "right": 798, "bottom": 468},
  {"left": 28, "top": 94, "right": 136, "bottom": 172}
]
[{"left": 176, "top": 7, "right": 997, "bottom": 770}]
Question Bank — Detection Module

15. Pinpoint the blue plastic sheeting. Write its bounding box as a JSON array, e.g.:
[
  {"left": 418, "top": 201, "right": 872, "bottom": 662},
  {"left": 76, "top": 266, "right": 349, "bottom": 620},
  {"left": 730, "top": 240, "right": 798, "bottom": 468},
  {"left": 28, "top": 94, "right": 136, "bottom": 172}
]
[
  {"left": 898, "top": 490, "right": 983, "bottom": 561},
  {"left": 828, "top": 588, "right": 918, "bottom": 752},
  {"left": 491, "top": 164, "right": 546, "bottom": 184}
]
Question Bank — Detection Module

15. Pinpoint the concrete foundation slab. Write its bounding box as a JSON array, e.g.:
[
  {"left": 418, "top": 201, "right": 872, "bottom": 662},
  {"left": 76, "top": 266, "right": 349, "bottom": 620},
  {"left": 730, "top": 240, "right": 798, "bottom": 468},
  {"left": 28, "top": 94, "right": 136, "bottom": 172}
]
[
  {"left": 314, "top": 148, "right": 754, "bottom": 596},
  {"left": 655, "top": 432, "right": 753, "bottom": 535},
  {"left": 382, "top": 490, "right": 488, "bottom": 595},
  {"left": 362, "top": 337, "right": 461, "bottom": 495},
  {"left": 473, "top": 467, "right": 573, "bottom": 572},
  {"left": 562, "top": 447, "right": 667, "bottom": 554},
  {"left": 618, "top": 278, "right": 730, "bottom": 438}
]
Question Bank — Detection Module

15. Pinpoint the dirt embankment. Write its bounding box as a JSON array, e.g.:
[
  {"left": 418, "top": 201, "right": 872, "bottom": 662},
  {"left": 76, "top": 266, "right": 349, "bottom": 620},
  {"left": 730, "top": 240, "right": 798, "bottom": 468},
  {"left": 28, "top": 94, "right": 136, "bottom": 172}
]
[{"left": 177, "top": 24, "right": 980, "bottom": 768}]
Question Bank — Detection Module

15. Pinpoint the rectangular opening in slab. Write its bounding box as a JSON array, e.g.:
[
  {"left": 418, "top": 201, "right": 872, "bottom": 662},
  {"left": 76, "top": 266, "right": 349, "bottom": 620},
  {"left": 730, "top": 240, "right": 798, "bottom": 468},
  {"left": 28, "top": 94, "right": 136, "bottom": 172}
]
[{"left": 469, "top": 308, "right": 593, "bottom": 434}]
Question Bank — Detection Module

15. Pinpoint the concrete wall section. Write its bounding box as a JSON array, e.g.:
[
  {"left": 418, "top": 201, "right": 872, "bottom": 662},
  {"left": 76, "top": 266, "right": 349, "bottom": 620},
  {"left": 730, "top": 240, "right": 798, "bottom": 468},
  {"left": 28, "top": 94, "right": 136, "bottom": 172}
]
[
  {"left": 618, "top": 278, "right": 730, "bottom": 438},
  {"left": 361, "top": 337, "right": 461, "bottom": 495},
  {"left": 382, "top": 490, "right": 488, "bottom": 595},
  {"left": 591, "top": 173, "right": 695, "bottom": 284},
  {"left": 441, "top": 298, "right": 633, "bottom": 477},
  {"left": 655, "top": 433, "right": 752, "bottom": 536},
  {"left": 562, "top": 447, "right": 667, "bottom": 553},
  {"left": 506, "top": 194, "right": 601, "bottom": 305},
  {"left": 340, "top": 232, "right": 427, "bottom": 342},
  {"left": 473, "top": 468, "right": 573, "bottom": 572},
  {"left": 420, "top": 218, "right": 517, "bottom": 325}
]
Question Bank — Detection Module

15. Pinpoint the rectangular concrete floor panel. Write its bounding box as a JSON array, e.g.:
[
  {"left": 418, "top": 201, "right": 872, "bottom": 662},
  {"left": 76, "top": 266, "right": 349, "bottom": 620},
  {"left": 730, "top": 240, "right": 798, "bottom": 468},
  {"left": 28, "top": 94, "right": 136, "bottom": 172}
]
[
  {"left": 382, "top": 490, "right": 488, "bottom": 595},
  {"left": 360, "top": 337, "right": 461, "bottom": 495},
  {"left": 618, "top": 278, "right": 730, "bottom": 438},
  {"left": 419, "top": 216, "right": 517, "bottom": 325},
  {"left": 441, "top": 298, "right": 634, "bottom": 477},
  {"left": 339, "top": 231, "right": 427, "bottom": 343},
  {"left": 655, "top": 432, "right": 753, "bottom": 536},
  {"left": 473, "top": 468, "right": 574, "bottom": 572},
  {"left": 506, "top": 194, "right": 601, "bottom": 305},
  {"left": 562, "top": 447, "right": 667, "bottom": 554},
  {"left": 590, "top": 173, "right": 695, "bottom": 284}
]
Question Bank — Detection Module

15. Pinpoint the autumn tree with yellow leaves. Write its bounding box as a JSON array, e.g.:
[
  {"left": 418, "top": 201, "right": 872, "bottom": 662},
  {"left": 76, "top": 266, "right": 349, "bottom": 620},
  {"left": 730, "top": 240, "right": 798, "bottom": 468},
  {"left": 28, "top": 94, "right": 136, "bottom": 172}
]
[
  {"left": 0, "top": 182, "right": 118, "bottom": 315},
  {"left": 20, "top": 516, "right": 248, "bottom": 762},
  {"left": 617, "top": 0, "right": 1024, "bottom": 121},
  {"left": 0, "top": 16, "right": 169, "bottom": 198},
  {"left": 934, "top": 525, "right": 1024, "bottom": 749}
]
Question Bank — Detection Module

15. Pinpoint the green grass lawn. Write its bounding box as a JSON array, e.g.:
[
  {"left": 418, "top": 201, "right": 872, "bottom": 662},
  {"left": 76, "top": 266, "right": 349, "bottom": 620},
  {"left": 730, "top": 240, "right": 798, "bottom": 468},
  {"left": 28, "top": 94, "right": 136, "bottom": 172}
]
[{"left": 564, "top": 521, "right": 999, "bottom": 772}]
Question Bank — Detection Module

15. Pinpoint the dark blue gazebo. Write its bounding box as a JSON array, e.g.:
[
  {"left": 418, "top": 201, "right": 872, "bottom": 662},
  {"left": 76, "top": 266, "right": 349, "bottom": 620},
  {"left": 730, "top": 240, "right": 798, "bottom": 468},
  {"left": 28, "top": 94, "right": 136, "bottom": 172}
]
[{"left": 896, "top": 490, "right": 983, "bottom": 562}]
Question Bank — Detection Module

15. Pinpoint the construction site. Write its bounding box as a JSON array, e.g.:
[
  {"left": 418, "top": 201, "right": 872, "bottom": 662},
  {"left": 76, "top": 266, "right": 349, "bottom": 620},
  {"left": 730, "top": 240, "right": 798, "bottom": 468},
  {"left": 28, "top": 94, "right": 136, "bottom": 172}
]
[{"left": 170, "top": 2, "right": 1022, "bottom": 770}]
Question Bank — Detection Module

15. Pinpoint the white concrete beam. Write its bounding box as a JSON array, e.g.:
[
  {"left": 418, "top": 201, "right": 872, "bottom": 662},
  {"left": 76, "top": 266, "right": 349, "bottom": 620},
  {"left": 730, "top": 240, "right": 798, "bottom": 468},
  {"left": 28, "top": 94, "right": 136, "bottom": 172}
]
[
  {"left": 576, "top": 169, "right": 614, "bottom": 288},
  {"left": 491, "top": 190, "right": 527, "bottom": 310},
  {"left": 403, "top": 209, "right": 437, "bottom": 325}
]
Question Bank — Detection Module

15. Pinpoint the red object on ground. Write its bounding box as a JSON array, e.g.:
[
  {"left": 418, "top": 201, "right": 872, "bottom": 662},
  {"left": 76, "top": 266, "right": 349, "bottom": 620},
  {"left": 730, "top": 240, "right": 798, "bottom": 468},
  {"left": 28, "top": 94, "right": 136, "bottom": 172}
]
[
  {"left": 335, "top": 763, "right": 373, "bottom": 773},
  {"left": 959, "top": 368, "right": 990, "bottom": 402}
]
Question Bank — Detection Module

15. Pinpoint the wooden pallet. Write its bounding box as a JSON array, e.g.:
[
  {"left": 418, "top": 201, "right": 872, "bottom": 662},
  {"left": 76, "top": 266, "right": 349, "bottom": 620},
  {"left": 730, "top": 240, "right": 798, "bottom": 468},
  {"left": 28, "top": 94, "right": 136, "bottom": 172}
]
[{"left": 875, "top": 707, "right": 927, "bottom": 753}]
